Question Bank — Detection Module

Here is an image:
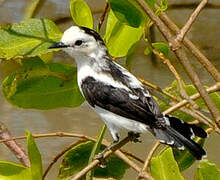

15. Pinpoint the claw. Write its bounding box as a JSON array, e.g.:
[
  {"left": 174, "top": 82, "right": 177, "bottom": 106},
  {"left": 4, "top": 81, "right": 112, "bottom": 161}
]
[
  {"left": 128, "top": 132, "right": 141, "bottom": 143},
  {"left": 94, "top": 152, "right": 107, "bottom": 168}
]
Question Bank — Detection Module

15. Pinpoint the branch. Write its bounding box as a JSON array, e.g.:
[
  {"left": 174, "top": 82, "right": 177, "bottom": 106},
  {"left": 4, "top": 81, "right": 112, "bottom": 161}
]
[
  {"left": 71, "top": 135, "right": 154, "bottom": 180},
  {"left": 43, "top": 139, "right": 86, "bottom": 179},
  {"left": 136, "top": 0, "right": 220, "bottom": 129},
  {"left": 137, "top": 141, "right": 160, "bottom": 179},
  {"left": 139, "top": 78, "right": 179, "bottom": 101},
  {"left": 0, "top": 132, "right": 95, "bottom": 143},
  {"left": 0, "top": 132, "right": 153, "bottom": 179},
  {"left": 97, "top": 1, "right": 109, "bottom": 32},
  {"left": 0, "top": 122, "right": 30, "bottom": 167},
  {"left": 158, "top": 6, "right": 220, "bottom": 82},
  {"left": 164, "top": 82, "right": 220, "bottom": 115},
  {"left": 176, "top": 0, "right": 208, "bottom": 42}
]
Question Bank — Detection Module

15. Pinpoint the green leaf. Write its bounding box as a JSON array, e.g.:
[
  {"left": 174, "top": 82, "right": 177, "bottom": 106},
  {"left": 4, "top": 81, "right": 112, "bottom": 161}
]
[
  {"left": 150, "top": 148, "right": 185, "bottom": 180},
  {"left": 0, "top": 161, "right": 31, "bottom": 180},
  {"left": 2, "top": 57, "right": 85, "bottom": 109},
  {"left": 109, "top": 0, "right": 156, "bottom": 27},
  {"left": 104, "top": 10, "right": 143, "bottom": 57},
  {"left": 109, "top": 0, "right": 144, "bottom": 27},
  {"left": 125, "top": 41, "right": 139, "bottom": 71},
  {"left": 152, "top": 42, "right": 169, "bottom": 58},
  {"left": 195, "top": 159, "right": 220, "bottom": 180},
  {"left": 0, "top": 18, "right": 62, "bottom": 60},
  {"left": 58, "top": 141, "right": 129, "bottom": 180},
  {"left": 70, "top": 0, "right": 93, "bottom": 29},
  {"left": 0, "top": 131, "right": 43, "bottom": 180},
  {"left": 38, "top": 51, "right": 54, "bottom": 63},
  {"left": 86, "top": 125, "right": 107, "bottom": 180},
  {"left": 26, "top": 130, "right": 42, "bottom": 180},
  {"left": 174, "top": 137, "right": 205, "bottom": 171}
]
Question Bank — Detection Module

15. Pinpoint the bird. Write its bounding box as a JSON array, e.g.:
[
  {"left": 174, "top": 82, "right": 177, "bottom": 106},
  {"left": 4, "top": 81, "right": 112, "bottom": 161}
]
[{"left": 49, "top": 26, "right": 207, "bottom": 160}]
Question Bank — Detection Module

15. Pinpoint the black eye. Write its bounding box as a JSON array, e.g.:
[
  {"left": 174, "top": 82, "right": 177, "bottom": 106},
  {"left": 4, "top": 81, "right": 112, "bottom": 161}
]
[{"left": 75, "top": 40, "right": 83, "bottom": 46}]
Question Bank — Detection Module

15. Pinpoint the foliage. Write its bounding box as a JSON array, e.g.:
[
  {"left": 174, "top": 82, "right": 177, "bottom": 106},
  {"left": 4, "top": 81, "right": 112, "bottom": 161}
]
[
  {"left": 0, "top": 130, "right": 42, "bottom": 180},
  {"left": 195, "top": 159, "right": 220, "bottom": 180},
  {"left": 57, "top": 141, "right": 129, "bottom": 180},
  {"left": 0, "top": 0, "right": 219, "bottom": 179},
  {"left": 158, "top": 80, "right": 220, "bottom": 122},
  {"left": 0, "top": 18, "right": 62, "bottom": 60},
  {"left": 150, "top": 148, "right": 184, "bottom": 180},
  {"left": 2, "top": 57, "right": 84, "bottom": 109},
  {"left": 70, "top": 0, "right": 93, "bottom": 29}
]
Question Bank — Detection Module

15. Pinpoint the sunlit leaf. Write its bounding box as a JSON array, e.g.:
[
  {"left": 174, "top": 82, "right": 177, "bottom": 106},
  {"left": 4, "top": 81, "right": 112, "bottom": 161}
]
[
  {"left": 0, "top": 161, "right": 31, "bottom": 180},
  {"left": 0, "top": 18, "right": 62, "bottom": 60},
  {"left": 26, "top": 130, "right": 42, "bottom": 180},
  {"left": 70, "top": 0, "right": 93, "bottom": 29},
  {"left": 195, "top": 159, "right": 220, "bottom": 180},
  {"left": 152, "top": 42, "right": 169, "bottom": 58},
  {"left": 58, "top": 141, "right": 129, "bottom": 179},
  {"left": 2, "top": 57, "right": 84, "bottom": 109},
  {"left": 150, "top": 148, "right": 184, "bottom": 180},
  {"left": 104, "top": 10, "right": 143, "bottom": 57}
]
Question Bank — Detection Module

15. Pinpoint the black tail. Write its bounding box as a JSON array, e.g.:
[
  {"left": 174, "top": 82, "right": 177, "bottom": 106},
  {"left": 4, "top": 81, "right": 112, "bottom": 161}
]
[{"left": 153, "top": 115, "right": 207, "bottom": 160}]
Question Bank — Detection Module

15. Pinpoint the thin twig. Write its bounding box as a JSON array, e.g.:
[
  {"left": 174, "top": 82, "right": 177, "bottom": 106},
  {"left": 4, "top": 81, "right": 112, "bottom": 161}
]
[
  {"left": 97, "top": 1, "right": 109, "bottom": 32},
  {"left": 158, "top": 6, "right": 220, "bottom": 82},
  {"left": 120, "top": 150, "right": 144, "bottom": 164},
  {"left": 152, "top": 49, "right": 215, "bottom": 126},
  {"left": 0, "top": 122, "right": 30, "bottom": 167},
  {"left": 71, "top": 135, "right": 154, "bottom": 180},
  {"left": 139, "top": 78, "right": 179, "bottom": 101},
  {"left": 176, "top": 0, "right": 208, "bottom": 42},
  {"left": 43, "top": 139, "right": 86, "bottom": 179},
  {"left": 164, "top": 82, "right": 220, "bottom": 115},
  {"left": 137, "top": 141, "right": 160, "bottom": 180},
  {"left": 152, "top": 49, "right": 193, "bottom": 102},
  {"left": 0, "top": 131, "right": 153, "bottom": 179},
  {"left": 136, "top": 0, "right": 220, "bottom": 129},
  {"left": 0, "top": 132, "right": 95, "bottom": 143}
]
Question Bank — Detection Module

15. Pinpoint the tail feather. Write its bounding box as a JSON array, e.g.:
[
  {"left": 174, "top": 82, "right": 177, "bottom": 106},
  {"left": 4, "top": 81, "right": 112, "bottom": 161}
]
[{"left": 153, "top": 115, "right": 207, "bottom": 160}]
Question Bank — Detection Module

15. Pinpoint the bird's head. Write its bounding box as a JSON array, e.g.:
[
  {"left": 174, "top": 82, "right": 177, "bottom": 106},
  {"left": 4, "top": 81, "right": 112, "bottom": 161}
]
[{"left": 49, "top": 26, "right": 107, "bottom": 58}]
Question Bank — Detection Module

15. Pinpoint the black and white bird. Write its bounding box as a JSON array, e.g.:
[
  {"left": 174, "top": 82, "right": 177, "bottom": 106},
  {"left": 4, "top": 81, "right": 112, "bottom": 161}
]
[{"left": 49, "top": 26, "right": 207, "bottom": 160}]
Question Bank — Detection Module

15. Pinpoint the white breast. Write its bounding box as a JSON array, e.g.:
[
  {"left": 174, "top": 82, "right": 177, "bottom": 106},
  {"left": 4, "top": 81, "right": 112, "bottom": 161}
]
[{"left": 77, "top": 63, "right": 130, "bottom": 94}]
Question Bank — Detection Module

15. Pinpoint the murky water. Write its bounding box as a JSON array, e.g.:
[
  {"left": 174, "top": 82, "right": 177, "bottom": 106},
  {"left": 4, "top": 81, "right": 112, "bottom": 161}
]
[{"left": 0, "top": 0, "right": 219, "bottom": 179}]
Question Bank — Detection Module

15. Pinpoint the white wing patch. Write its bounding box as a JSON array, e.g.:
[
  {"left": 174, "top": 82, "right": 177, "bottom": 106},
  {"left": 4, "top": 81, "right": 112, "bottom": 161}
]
[{"left": 129, "top": 94, "right": 139, "bottom": 100}]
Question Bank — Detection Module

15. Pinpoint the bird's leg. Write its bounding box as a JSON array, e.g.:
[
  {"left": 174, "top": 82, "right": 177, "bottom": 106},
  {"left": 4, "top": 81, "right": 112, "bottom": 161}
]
[{"left": 128, "top": 131, "right": 141, "bottom": 143}]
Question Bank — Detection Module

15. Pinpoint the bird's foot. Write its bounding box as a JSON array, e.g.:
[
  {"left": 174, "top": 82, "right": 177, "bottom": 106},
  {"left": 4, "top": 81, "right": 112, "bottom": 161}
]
[
  {"left": 128, "top": 132, "right": 141, "bottom": 143},
  {"left": 94, "top": 152, "right": 107, "bottom": 168},
  {"left": 94, "top": 140, "right": 118, "bottom": 168}
]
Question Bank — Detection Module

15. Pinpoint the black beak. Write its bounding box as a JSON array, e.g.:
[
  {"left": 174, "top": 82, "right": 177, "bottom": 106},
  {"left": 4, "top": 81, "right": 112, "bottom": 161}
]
[{"left": 48, "top": 42, "right": 68, "bottom": 49}]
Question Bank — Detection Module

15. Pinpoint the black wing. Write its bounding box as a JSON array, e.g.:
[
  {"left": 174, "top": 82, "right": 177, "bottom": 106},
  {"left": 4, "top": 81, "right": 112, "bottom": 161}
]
[{"left": 81, "top": 76, "right": 162, "bottom": 127}]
